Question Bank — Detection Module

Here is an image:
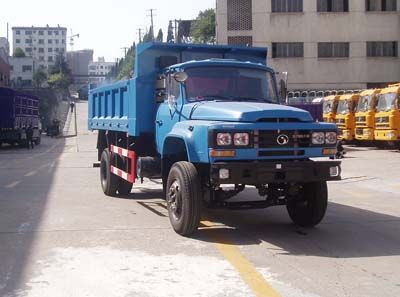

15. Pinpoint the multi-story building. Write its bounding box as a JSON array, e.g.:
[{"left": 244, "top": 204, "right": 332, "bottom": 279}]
[
  {"left": 67, "top": 49, "right": 94, "bottom": 85},
  {"left": 216, "top": 0, "right": 400, "bottom": 90},
  {"left": 12, "top": 25, "right": 67, "bottom": 72},
  {"left": 88, "top": 57, "right": 114, "bottom": 83},
  {"left": 9, "top": 57, "right": 34, "bottom": 87}
]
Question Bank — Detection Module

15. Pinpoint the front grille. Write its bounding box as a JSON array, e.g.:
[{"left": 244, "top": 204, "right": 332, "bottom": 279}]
[
  {"left": 376, "top": 117, "right": 389, "bottom": 123},
  {"left": 356, "top": 128, "right": 363, "bottom": 135},
  {"left": 336, "top": 119, "right": 345, "bottom": 124},
  {"left": 376, "top": 124, "right": 390, "bottom": 129},
  {"left": 256, "top": 130, "right": 311, "bottom": 149},
  {"left": 356, "top": 116, "right": 366, "bottom": 122}
]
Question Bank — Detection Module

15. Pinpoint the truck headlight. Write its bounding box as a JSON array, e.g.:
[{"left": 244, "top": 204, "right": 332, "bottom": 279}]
[
  {"left": 312, "top": 132, "right": 325, "bottom": 144},
  {"left": 233, "top": 133, "right": 249, "bottom": 146},
  {"left": 216, "top": 133, "right": 232, "bottom": 146},
  {"left": 325, "top": 132, "right": 337, "bottom": 144}
]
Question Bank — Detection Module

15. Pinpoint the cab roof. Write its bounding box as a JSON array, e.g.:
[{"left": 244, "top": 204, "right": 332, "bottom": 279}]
[
  {"left": 359, "top": 89, "right": 380, "bottom": 96},
  {"left": 167, "top": 59, "right": 272, "bottom": 72},
  {"left": 339, "top": 93, "right": 360, "bottom": 100},
  {"left": 381, "top": 84, "right": 400, "bottom": 95},
  {"left": 325, "top": 95, "right": 340, "bottom": 101}
]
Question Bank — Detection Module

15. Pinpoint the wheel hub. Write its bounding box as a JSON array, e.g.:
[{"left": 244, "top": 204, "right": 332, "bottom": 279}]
[{"left": 168, "top": 181, "right": 181, "bottom": 219}]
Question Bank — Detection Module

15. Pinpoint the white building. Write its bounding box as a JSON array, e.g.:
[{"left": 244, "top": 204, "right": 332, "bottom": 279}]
[
  {"left": 88, "top": 57, "right": 114, "bottom": 83},
  {"left": 216, "top": 0, "right": 400, "bottom": 90},
  {"left": 9, "top": 56, "right": 34, "bottom": 87},
  {"left": 12, "top": 25, "right": 67, "bottom": 71}
]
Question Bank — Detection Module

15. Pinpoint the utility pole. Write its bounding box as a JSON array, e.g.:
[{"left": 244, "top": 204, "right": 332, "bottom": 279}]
[
  {"left": 120, "top": 47, "right": 129, "bottom": 57},
  {"left": 137, "top": 28, "right": 144, "bottom": 43},
  {"left": 147, "top": 9, "right": 156, "bottom": 41},
  {"left": 174, "top": 19, "right": 179, "bottom": 43}
]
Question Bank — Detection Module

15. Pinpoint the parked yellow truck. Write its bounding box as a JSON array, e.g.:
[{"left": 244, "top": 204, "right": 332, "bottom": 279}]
[
  {"left": 323, "top": 95, "right": 340, "bottom": 123},
  {"left": 374, "top": 84, "right": 400, "bottom": 145},
  {"left": 335, "top": 93, "right": 360, "bottom": 141},
  {"left": 355, "top": 89, "right": 380, "bottom": 141}
]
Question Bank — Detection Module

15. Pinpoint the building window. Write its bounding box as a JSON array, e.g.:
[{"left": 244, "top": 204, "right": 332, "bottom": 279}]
[
  {"left": 317, "top": 0, "right": 349, "bottom": 12},
  {"left": 318, "top": 42, "right": 350, "bottom": 57},
  {"left": 48, "top": 39, "right": 53, "bottom": 44},
  {"left": 38, "top": 39, "right": 44, "bottom": 44},
  {"left": 16, "top": 39, "right": 20, "bottom": 44},
  {"left": 54, "top": 31, "right": 59, "bottom": 35},
  {"left": 227, "top": 0, "right": 252, "bottom": 30},
  {"left": 22, "top": 65, "right": 32, "bottom": 72},
  {"left": 38, "top": 30, "right": 44, "bottom": 35},
  {"left": 55, "top": 39, "right": 59, "bottom": 44},
  {"left": 61, "top": 39, "right": 65, "bottom": 44},
  {"left": 48, "top": 48, "right": 53, "bottom": 52},
  {"left": 366, "top": 0, "right": 397, "bottom": 11},
  {"left": 39, "top": 56, "right": 44, "bottom": 61},
  {"left": 25, "top": 47, "right": 32, "bottom": 53},
  {"left": 38, "top": 48, "right": 44, "bottom": 53},
  {"left": 227, "top": 36, "right": 253, "bottom": 46},
  {"left": 16, "top": 30, "right": 20, "bottom": 35},
  {"left": 272, "top": 42, "right": 304, "bottom": 58},
  {"left": 62, "top": 30, "right": 66, "bottom": 35},
  {"left": 25, "top": 39, "right": 32, "bottom": 43},
  {"left": 48, "top": 31, "right": 52, "bottom": 35},
  {"left": 25, "top": 30, "right": 32, "bottom": 35},
  {"left": 367, "top": 42, "right": 398, "bottom": 57},
  {"left": 48, "top": 56, "right": 53, "bottom": 62},
  {"left": 272, "top": 0, "right": 303, "bottom": 12}
]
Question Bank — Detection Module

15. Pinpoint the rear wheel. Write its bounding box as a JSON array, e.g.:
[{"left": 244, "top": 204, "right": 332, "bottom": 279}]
[
  {"left": 100, "top": 149, "right": 118, "bottom": 196},
  {"left": 117, "top": 179, "right": 133, "bottom": 196},
  {"left": 286, "top": 181, "right": 328, "bottom": 227},
  {"left": 166, "top": 162, "right": 201, "bottom": 236}
]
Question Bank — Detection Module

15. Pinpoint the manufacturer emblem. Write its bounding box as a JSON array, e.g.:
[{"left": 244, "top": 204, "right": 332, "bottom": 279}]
[{"left": 277, "top": 134, "right": 289, "bottom": 145}]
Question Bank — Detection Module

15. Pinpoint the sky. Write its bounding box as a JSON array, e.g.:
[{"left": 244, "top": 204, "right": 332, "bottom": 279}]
[{"left": 1, "top": 0, "right": 215, "bottom": 61}]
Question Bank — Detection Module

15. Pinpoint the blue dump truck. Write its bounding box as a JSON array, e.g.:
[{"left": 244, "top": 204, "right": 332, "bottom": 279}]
[
  {"left": 0, "top": 87, "right": 41, "bottom": 147},
  {"left": 88, "top": 43, "right": 341, "bottom": 235}
]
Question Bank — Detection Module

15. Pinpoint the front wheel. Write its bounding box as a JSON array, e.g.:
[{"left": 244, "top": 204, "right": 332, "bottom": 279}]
[
  {"left": 286, "top": 181, "right": 328, "bottom": 227},
  {"left": 166, "top": 162, "right": 201, "bottom": 236}
]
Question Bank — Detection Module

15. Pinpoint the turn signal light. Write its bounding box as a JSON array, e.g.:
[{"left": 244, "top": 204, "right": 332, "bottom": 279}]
[
  {"left": 323, "top": 148, "right": 336, "bottom": 155},
  {"left": 210, "top": 150, "right": 236, "bottom": 157}
]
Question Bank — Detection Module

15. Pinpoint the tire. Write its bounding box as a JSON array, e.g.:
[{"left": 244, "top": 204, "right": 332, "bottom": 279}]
[
  {"left": 286, "top": 181, "right": 328, "bottom": 227},
  {"left": 117, "top": 179, "right": 133, "bottom": 196},
  {"left": 166, "top": 161, "right": 202, "bottom": 236},
  {"left": 100, "top": 149, "right": 118, "bottom": 196}
]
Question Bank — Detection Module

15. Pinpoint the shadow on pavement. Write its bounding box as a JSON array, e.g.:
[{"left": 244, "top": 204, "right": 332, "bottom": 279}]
[
  {"left": 0, "top": 136, "right": 65, "bottom": 295},
  {"left": 195, "top": 201, "right": 400, "bottom": 259}
]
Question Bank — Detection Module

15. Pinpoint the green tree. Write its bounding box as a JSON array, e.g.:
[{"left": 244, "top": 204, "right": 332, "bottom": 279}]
[
  {"left": 32, "top": 69, "right": 47, "bottom": 88},
  {"left": 142, "top": 26, "right": 154, "bottom": 42},
  {"left": 13, "top": 47, "right": 26, "bottom": 57},
  {"left": 47, "top": 73, "right": 71, "bottom": 89},
  {"left": 156, "top": 29, "right": 164, "bottom": 42},
  {"left": 49, "top": 53, "right": 71, "bottom": 75},
  {"left": 167, "top": 21, "right": 174, "bottom": 43},
  {"left": 191, "top": 9, "right": 216, "bottom": 44}
]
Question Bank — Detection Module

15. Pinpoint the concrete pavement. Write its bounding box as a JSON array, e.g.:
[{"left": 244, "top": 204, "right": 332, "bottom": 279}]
[{"left": 0, "top": 101, "right": 399, "bottom": 297}]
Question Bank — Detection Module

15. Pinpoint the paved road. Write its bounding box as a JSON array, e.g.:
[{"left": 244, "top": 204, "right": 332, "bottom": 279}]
[{"left": 0, "top": 101, "right": 399, "bottom": 297}]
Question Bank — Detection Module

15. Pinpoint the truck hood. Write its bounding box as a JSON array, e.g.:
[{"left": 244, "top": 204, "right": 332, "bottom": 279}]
[{"left": 186, "top": 101, "right": 313, "bottom": 122}]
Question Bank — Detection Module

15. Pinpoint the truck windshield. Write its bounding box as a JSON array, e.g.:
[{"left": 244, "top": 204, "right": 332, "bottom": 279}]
[
  {"left": 376, "top": 93, "right": 398, "bottom": 112},
  {"left": 337, "top": 100, "right": 350, "bottom": 114},
  {"left": 356, "top": 95, "right": 373, "bottom": 112},
  {"left": 323, "top": 100, "right": 335, "bottom": 113},
  {"left": 184, "top": 67, "right": 278, "bottom": 103}
]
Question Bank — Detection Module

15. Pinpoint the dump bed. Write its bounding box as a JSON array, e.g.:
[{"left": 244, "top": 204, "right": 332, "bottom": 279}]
[
  {"left": 0, "top": 87, "right": 40, "bottom": 129},
  {"left": 88, "top": 42, "right": 268, "bottom": 136}
]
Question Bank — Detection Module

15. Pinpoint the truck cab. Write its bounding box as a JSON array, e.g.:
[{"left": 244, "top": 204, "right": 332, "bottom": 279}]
[
  {"left": 335, "top": 93, "right": 360, "bottom": 141},
  {"left": 323, "top": 95, "right": 340, "bottom": 123},
  {"left": 89, "top": 43, "right": 341, "bottom": 236},
  {"left": 374, "top": 84, "right": 400, "bottom": 144},
  {"left": 355, "top": 89, "right": 380, "bottom": 141}
]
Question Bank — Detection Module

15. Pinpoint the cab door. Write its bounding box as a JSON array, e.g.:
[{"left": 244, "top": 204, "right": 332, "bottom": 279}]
[{"left": 155, "top": 73, "right": 183, "bottom": 154}]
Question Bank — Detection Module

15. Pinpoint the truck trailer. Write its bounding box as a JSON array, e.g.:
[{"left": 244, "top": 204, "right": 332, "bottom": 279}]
[
  {"left": 88, "top": 43, "right": 341, "bottom": 236},
  {"left": 0, "top": 87, "right": 41, "bottom": 147}
]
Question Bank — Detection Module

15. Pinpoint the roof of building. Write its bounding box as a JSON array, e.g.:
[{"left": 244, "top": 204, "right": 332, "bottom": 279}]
[{"left": 12, "top": 26, "right": 67, "bottom": 30}]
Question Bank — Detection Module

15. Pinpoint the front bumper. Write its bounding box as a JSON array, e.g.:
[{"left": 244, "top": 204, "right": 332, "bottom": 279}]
[
  {"left": 210, "top": 160, "right": 341, "bottom": 185},
  {"left": 355, "top": 128, "right": 374, "bottom": 141}
]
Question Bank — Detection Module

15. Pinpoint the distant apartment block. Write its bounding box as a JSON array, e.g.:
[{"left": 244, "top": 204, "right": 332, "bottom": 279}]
[
  {"left": 0, "top": 48, "right": 10, "bottom": 87},
  {"left": 67, "top": 49, "right": 94, "bottom": 84},
  {"left": 12, "top": 25, "right": 67, "bottom": 71},
  {"left": 9, "top": 57, "right": 34, "bottom": 87},
  {"left": 216, "top": 0, "right": 400, "bottom": 90},
  {"left": 88, "top": 57, "right": 114, "bottom": 83}
]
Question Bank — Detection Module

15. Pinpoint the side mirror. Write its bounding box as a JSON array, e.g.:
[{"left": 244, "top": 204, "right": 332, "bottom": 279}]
[
  {"left": 279, "top": 79, "right": 287, "bottom": 102},
  {"left": 173, "top": 71, "right": 188, "bottom": 83}
]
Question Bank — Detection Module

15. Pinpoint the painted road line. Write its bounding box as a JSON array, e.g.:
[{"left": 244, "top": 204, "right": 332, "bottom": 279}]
[
  {"left": 201, "top": 220, "right": 281, "bottom": 297},
  {"left": 5, "top": 181, "right": 21, "bottom": 188},
  {"left": 24, "top": 170, "right": 37, "bottom": 177}
]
